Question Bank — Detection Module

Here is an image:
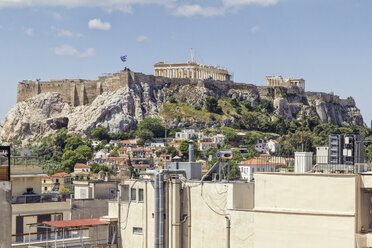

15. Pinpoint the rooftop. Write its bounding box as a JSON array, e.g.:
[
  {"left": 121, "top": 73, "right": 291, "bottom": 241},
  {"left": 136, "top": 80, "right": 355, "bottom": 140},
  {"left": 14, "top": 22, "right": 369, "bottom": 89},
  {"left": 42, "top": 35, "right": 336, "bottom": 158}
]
[{"left": 74, "top": 163, "right": 92, "bottom": 169}]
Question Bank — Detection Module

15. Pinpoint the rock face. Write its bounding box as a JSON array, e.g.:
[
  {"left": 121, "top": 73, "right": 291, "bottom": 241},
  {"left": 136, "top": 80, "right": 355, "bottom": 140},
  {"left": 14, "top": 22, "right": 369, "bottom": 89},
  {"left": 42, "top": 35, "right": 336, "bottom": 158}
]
[{"left": 0, "top": 73, "right": 365, "bottom": 141}]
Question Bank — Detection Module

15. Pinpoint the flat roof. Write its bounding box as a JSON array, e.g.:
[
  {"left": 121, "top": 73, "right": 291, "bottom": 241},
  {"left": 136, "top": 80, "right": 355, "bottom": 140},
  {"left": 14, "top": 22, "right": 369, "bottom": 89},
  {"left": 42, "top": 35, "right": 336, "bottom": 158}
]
[{"left": 43, "top": 219, "right": 109, "bottom": 228}]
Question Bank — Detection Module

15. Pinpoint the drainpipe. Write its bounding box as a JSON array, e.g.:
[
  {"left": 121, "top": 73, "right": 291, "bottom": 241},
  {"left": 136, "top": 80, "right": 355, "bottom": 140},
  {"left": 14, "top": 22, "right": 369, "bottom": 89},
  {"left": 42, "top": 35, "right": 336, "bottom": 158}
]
[
  {"left": 225, "top": 216, "right": 230, "bottom": 248},
  {"left": 154, "top": 174, "right": 160, "bottom": 248},
  {"left": 158, "top": 173, "right": 164, "bottom": 248},
  {"left": 187, "top": 186, "right": 191, "bottom": 248},
  {"left": 171, "top": 179, "right": 181, "bottom": 248}
]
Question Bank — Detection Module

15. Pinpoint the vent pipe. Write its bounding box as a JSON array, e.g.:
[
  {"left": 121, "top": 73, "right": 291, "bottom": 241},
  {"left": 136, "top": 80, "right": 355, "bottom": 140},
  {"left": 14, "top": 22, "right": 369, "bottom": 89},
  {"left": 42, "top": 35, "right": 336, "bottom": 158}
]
[{"left": 189, "top": 142, "right": 194, "bottom": 162}]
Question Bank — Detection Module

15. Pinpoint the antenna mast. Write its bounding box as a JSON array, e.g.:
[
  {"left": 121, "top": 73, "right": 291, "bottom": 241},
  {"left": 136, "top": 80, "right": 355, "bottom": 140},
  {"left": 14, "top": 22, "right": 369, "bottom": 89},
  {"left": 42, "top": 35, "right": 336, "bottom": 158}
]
[{"left": 190, "top": 48, "right": 195, "bottom": 62}]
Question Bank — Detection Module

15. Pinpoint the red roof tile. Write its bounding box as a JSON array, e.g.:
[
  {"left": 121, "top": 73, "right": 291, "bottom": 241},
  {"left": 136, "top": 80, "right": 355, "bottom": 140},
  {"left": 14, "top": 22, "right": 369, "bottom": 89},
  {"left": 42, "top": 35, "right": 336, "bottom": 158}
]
[
  {"left": 74, "top": 163, "right": 92, "bottom": 169},
  {"left": 43, "top": 219, "right": 109, "bottom": 228}
]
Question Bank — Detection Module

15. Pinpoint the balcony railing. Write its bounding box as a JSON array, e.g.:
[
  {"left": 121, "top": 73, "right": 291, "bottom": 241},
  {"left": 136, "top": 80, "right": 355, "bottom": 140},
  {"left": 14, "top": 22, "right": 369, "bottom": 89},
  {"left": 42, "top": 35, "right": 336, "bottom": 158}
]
[{"left": 12, "top": 193, "right": 71, "bottom": 204}]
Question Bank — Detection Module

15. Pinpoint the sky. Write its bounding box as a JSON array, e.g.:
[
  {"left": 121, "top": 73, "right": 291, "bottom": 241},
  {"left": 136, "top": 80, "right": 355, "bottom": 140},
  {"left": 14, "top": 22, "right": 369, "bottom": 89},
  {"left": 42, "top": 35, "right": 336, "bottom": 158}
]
[{"left": 0, "top": 0, "right": 372, "bottom": 126}]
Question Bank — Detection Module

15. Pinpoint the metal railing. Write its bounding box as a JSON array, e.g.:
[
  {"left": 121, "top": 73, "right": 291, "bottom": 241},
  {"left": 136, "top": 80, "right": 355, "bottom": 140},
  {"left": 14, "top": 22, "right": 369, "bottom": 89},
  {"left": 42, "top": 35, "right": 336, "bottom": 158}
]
[{"left": 12, "top": 193, "right": 72, "bottom": 204}]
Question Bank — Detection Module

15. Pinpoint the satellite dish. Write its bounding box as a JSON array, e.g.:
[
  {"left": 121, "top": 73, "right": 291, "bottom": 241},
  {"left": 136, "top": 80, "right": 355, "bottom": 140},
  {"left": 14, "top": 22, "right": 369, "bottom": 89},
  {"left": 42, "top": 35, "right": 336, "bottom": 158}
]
[{"left": 21, "top": 148, "right": 31, "bottom": 157}]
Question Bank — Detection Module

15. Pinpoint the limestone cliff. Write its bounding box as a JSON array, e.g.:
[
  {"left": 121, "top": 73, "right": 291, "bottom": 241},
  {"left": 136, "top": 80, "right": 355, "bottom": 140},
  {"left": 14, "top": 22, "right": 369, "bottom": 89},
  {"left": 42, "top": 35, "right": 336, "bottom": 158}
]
[{"left": 0, "top": 72, "right": 365, "bottom": 141}]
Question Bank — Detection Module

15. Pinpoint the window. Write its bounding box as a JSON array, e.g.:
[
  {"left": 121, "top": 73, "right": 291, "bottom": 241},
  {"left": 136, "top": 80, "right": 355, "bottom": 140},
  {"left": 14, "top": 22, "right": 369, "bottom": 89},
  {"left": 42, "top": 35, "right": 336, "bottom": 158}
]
[
  {"left": 139, "top": 188, "right": 144, "bottom": 202},
  {"left": 133, "top": 227, "right": 143, "bottom": 235},
  {"left": 131, "top": 188, "right": 137, "bottom": 201},
  {"left": 44, "top": 187, "right": 47, "bottom": 191},
  {"left": 56, "top": 179, "right": 59, "bottom": 183},
  {"left": 43, "top": 180, "right": 46, "bottom": 183}
]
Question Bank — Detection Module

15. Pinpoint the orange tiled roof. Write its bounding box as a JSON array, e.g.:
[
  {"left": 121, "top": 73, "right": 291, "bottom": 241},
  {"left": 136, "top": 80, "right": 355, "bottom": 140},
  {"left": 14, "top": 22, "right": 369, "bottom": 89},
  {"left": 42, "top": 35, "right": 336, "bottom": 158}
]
[
  {"left": 51, "top": 172, "right": 71, "bottom": 178},
  {"left": 74, "top": 163, "right": 92, "bottom": 169}
]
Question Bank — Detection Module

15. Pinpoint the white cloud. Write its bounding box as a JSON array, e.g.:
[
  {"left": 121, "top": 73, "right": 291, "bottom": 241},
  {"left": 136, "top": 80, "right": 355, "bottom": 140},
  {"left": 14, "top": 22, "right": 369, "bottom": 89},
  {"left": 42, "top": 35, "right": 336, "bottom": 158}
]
[
  {"left": 88, "top": 18, "right": 111, "bottom": 30},
  {"left": 173, "top": 4, "right": 225, "bottom": 17},
  {"left": 54, "top": 45, "right": 95, "bottom": 57},
  {"left": 136, "top": 35, "right": 148, "bottom": 42},
  {"left": 251, "top": 25, "right": 260, "bottom": 33},
  {"left": 80, "top": 48, "right": 96, "bottom": 57},
  {"left": 25, "top": 28, "right": 33, "bottom": 36},
  {"left": 51, "top": 26, "right": 84, "bottom": 37},
  {"left": 223, "top": 0, "right": 279, "bottom": 7}
]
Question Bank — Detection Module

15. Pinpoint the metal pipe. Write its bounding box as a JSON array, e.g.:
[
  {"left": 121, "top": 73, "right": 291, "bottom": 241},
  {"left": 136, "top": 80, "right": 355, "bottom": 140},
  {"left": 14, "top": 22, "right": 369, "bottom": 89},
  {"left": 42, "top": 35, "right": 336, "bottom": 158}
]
[
  {"left": 158, "top": 173, "right": 164, "bottom": 248},
  {"left": 187, "top": 186, "right": 191, "bottom": 248},
  {"left": 172, "top": 180, "right": 181, "bottom": 248},
  {"left": 144, "top": 169, "right": 186, "bottom": 248},
  {"left": 154, "top": 174, "right": 160, "bottom": 248},
  {"left": 189, "top": 142, "right": 194, "bottom": 162}
]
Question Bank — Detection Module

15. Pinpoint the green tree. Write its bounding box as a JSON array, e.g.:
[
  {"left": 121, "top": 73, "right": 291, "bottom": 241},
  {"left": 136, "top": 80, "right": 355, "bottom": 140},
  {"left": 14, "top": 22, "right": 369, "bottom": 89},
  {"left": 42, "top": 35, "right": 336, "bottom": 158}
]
[
  {"left": 240, "top": 113, "right": 259, "bottom": 130},
  {"left": 58, "top": 187, "right": 71, "bottom": 194},
  {"left": 205, "top": 97, "right": 223, "bottom": 114},
  {"left": 54, "top": 128, "right": 69, "bottom": 151},
  {"left": 137, "top": 117, "right": 165, "bottom": 138},
  {"left": 111, "top": 148, "right": 119, "bottom": 157},
  {"left": 259, "top": 99, "right": 274, "bottom": 113},
  {"left": 92, "top": 127, "right": 110, "bottom": 141},
  {"left": 61, "top": 144, "right": 92, "bottom": 172},
  {"left": 166, "top": 146, "right": 179, "bottom": 157},
  {"left": 222, "top": 127, "right": 238, "bottom": 143},
  {"left": 61, "top": 150, "right": 85, "bottom": 172},
  {"left": 75, "top": 145, "right": 93, "bottom": 161},
  {"left": 136, "top": 129, "right": 154, "bottom": 144},
  {"left": 64, "top": 136, "right": 84, "bottom": 151},
  {"left": 179, "top": 140, "right": 198, "bottom": 160}
]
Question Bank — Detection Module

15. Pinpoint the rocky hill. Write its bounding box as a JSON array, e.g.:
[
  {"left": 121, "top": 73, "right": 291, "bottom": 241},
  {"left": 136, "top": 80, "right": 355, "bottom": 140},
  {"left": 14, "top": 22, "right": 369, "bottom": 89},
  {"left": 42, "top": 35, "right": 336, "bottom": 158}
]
[{"left": 0, "top": 72, "right": 364, "bottom": 141}]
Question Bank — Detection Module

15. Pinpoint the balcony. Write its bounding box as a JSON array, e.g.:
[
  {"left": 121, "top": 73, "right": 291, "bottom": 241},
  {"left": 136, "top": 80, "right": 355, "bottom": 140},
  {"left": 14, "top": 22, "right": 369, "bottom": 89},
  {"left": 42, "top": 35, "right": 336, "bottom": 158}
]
[{"left": 12, "top": 193, "right": 71, "bottom": 204}]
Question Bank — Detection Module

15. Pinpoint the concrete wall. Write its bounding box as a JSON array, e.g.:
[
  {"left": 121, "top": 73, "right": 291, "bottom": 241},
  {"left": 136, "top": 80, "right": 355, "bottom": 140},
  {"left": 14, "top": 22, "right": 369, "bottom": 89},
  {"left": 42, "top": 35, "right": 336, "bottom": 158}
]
[
  {"left": 71, "top": 199, "right": 110, "bottom": 219},
  {"left": 107, "top": 179, "right": 255, "bottom": 248},
  {"left": 254, "top": 173, "right": 357, "bottom": 248},
  {"left": 11, "top": 176, "right": 42, "bottom": 195},
  {"left": 0, "top": 181, "right": 12, "bottom": 248}
]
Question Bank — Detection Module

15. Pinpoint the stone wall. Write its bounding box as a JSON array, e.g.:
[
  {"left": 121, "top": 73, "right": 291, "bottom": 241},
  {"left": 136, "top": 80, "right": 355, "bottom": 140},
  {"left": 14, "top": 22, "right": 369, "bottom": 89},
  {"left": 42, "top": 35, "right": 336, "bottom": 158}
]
[{"left": 17, "top": 70, "right": 134, "bottom": 106}]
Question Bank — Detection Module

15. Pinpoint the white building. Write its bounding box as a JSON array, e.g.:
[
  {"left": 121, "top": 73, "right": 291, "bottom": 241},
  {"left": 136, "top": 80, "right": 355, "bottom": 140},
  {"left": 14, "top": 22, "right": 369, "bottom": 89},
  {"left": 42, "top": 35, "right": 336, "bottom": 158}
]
[
  {"left": 74, "top": 163, "right": 92, "bottom": 173},
  {"left": 175, "top": 129, "right": 204, "bottom": 140},
  {"left": 266, "top": 140, "right": 280, "bottom": 154},
  {"left": 211, "top": 134, "right": 226, "bottom": 146}
]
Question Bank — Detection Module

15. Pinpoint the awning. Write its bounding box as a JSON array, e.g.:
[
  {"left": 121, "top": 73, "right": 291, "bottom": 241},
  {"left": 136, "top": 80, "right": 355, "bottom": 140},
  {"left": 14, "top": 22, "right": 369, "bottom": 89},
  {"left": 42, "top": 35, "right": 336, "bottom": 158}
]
[{"left": 42, "top": 219, "right": 109, "bottom": 228}]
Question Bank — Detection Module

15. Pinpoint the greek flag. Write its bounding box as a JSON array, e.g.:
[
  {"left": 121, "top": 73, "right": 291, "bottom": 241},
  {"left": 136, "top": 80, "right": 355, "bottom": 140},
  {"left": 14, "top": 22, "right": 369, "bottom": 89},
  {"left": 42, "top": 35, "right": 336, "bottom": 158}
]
[{"left": 120, "top": 55, "right": 127, "bottom": 62}]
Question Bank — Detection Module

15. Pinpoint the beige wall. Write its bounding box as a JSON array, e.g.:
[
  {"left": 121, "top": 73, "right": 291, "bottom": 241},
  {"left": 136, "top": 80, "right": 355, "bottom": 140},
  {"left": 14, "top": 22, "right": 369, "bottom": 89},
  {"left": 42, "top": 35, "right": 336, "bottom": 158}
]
[
  {"left": 254, "top": 173, "right": 357, "bottom": 248},
  {"left": 0, "top": 181, "right": 12, "bottom": 247},
  {"left": 108, "top": 180, "right": 255, "bottom": 248},
  {"left": 11, "top": 176, "right": 42, "bottom": 195},
  {"left": 254, "top": 173, "right": 356, "bottom": 214}
]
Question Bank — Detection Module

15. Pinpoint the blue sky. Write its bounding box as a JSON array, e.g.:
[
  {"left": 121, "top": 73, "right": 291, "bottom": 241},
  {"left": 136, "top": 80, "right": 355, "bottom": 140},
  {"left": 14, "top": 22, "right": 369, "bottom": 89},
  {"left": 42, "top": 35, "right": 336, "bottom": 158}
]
[{"left": 1, "top": 0, "right": 372, "bottom": 126}]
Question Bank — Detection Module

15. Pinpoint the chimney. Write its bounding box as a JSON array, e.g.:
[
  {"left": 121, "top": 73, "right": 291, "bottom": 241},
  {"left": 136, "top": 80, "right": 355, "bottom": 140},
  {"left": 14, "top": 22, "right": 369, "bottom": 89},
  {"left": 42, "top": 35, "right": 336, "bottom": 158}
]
[{"left": 189, "top": 142, "right": 194, "bottom": 162}]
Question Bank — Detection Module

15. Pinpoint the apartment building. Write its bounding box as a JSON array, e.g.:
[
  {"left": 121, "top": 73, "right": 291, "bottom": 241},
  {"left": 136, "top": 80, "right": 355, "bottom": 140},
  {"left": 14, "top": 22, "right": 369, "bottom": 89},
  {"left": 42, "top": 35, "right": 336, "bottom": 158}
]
[{"left": 104, "top": 170, "right": 372, "bottom": 248}]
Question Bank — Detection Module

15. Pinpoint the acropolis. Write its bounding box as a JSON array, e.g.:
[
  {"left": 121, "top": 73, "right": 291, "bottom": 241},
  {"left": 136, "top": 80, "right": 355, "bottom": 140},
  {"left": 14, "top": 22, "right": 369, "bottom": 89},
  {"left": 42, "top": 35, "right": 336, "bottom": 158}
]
[
  {"left": 266, "top": 76, "right": 305, "bottom": 90},
  {"left": 154, "top": 61, "right": 230, "bottom": 81}
]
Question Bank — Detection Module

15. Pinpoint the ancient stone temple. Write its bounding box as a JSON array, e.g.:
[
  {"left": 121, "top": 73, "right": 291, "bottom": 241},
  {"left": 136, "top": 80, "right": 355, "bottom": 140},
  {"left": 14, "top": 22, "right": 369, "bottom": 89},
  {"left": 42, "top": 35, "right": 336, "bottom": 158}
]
[
  {"left": 266, "top": 76, "right": 305, "bottom": 90},
  {"left": 154, "top": 61, "right": 230, "bottom": 81}
]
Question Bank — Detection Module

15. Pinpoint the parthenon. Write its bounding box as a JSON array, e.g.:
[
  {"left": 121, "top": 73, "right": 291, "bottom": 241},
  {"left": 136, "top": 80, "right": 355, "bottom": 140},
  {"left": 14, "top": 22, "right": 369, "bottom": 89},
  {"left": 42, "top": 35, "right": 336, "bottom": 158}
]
[
  {"left": 154, "top": 61, "right": 230, "bottom": 81},
  {"left": 266, "top": 76, "right": 305, "bottom": 90}
]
